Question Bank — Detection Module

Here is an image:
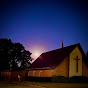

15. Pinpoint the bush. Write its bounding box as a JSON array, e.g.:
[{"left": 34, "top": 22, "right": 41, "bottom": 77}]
[
  {"left": 52, "top": 76, "right": 69, "bottom": 83},
  {"left": 70, "top": 76, "right": 88, "bottom": 83},
  {"left": 26, "top": 76, "right": 52, "bottom": 82},
  {"left": 26, "top": 76, "right": 88, "bottom": 83},
  {"left": 0, "top": 76, "right": 5, "bottom": 80},
  {"left": 52, "top": 76, "right": 88, "bottom": 83}
]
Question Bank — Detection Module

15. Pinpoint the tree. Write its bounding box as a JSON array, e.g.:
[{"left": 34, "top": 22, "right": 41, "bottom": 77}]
[
  {"left": 85, "top": 51, "right": 88, "bottom": 65},
  {"left": 0, "top": 38, "right": 13, "bottom": 70},
  {"left": 10, "top": 43, "right": 32, "bottom": 70},
  {"left": 86, "top": 51, "right": 88, "bottom": 59},
  {"left": 0, "top": 38, "right": 32, "bottom": 71}
]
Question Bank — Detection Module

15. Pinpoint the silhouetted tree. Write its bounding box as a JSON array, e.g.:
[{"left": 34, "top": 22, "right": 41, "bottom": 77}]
[
  {"left": 86, "top": 51, "right": 88, "bottom": 59},
  {"left": 0, "top": 38, "right": 32, "bottom": 71},
  {"left": 85, "top": 51, "right": 88, "bottom": 65},
  {"left": 0, "top": 38, "right": 13, "bottom": 70}
]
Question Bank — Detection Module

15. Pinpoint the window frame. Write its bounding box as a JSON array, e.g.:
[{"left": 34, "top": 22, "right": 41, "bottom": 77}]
[
  {"left": 40, "top": 71, "right": 42, "bottom": 77},
  {"left": 33, "top": 71, "right": 36, "bottom": 77},
  {"left": 28, "top": 71, "right": 30, "bottom": 76}
]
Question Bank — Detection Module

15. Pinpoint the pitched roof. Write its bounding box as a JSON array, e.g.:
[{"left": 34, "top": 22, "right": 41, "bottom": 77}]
[{"left": 29, "top": 43, "right": 86, "bottom": 69}]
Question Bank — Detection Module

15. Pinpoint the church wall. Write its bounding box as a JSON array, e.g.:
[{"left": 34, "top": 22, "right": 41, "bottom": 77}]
[
  {"left": 10, "top": 70, "right": 27, "bottom": 81},
  {"left": 82, "top": 60, "right": 88, "bottom": 77},
  {"left": 1, "top": 71, "right": 11, "bottom": 80},
  {"left": 69, "top": 47, "right": 82, "bottom": 77},
  {"left": 28, "top": 69, "right": 53, "bottom": 77},
  {"left": 54, "top": 56, "right": 69, "bottom": 77}
]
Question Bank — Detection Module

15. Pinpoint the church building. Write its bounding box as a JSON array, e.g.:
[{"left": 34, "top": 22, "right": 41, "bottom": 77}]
[{"left": 28, "top": 43, "right": 88, "bottom": 77}]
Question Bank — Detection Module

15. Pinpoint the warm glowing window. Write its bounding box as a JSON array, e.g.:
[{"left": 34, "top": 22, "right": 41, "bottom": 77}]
[
  {"left": 40, "top": 71, "right": 42, "bottom": 77},
  {"left": 28, "top": 71, "right": 30, "bottom": 76},
  {"left": 6, "top": 72, "right": 8, "bottom": 75},
  {"left": 8, "top": 72, "right": 10, "bottom": 75},
  {"left": 5, "top": 72, "right": 6, "bottom": 75},
  {"left": 33, "top": 71, "right": 35, "bottom": 77}
]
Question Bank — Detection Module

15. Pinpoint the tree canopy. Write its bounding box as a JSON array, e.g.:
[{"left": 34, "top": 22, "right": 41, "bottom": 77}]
[
  {"left": 86, "top": 51, "right": 88, "bottom": 64},
  {"left": 86, "top": 51, "right": 88, "bottom": 59},
  {"left": 0, "top": 38, "right": 32, "bottom": 71}
]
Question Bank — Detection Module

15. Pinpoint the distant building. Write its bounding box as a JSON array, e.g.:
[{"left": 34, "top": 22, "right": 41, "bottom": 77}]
[{"left": 27, "top": 43, "right": 88, "bottom": 77}]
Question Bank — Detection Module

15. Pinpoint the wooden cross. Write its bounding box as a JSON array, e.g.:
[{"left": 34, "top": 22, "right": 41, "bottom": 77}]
[{"left": 74, "top": 56, "right": 80, "bottom": 72}]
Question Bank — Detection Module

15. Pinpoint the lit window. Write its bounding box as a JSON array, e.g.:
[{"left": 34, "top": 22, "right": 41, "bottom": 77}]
[
  {"left": 9, "top": 72, "right": 10, "bottom": 75},
  {"left": 28, "top": 71, "right": 30, "bottom": 76},
  {"left": 7, "top": 72, "right": 8, "bottom": 75},
  {"left": 40, "top": 71, "right": 42, "bottom": 77},
  {"left": 33, "top": 71, "right": 35, "bottom": 77},
  {"left": 5, "top": 72, "right": 6, "bottom": 75}
]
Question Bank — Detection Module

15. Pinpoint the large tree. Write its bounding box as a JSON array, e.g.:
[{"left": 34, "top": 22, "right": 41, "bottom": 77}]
[
  {"left": 84, "top": 51, "right": 88, "bottom": 66},
  {"left": 86, "top": 51, "right": 88, "bottom": 59},
  {"left": 0, "top": 38, "right": 32, "bottom": 71}
]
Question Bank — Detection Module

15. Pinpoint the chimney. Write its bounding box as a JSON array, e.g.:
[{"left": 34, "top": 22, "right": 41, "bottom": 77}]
[{"left": 62, "top": 40, "right": 63, "bottom": 48}]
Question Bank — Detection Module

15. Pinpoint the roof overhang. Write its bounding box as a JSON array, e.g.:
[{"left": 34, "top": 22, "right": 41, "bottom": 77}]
[{"left": 25, "top": 67, "right": 52, "bottom": 70}]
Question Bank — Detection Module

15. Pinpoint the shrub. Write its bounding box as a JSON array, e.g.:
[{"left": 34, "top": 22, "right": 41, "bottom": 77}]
[
  {"left": 26, "top": 76, "right": 88, "bottom": 83},
  {"left": 26, "top": 76, "right": 52, "bottom": 82},
  {"left": 70, "top": 76, "right": 88, "bottom": 83},
  {"left": 52, "top": 76, "right": 69, "bottom": 83}
]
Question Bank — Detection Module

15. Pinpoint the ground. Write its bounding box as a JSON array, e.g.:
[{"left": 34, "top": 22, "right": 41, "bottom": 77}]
[{"left": 0, "top": 81, "right": 88, "bottom": 88}]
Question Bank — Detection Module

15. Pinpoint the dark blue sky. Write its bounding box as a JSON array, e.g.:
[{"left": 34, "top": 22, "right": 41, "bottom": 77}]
[{"left": 0, "top": 0, "right": 88, "bottom": 58}]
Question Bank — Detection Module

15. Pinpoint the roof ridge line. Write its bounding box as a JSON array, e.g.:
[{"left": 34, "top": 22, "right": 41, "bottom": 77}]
[{"left": 41, "top": 43, "right": 80, "bottom": 55}]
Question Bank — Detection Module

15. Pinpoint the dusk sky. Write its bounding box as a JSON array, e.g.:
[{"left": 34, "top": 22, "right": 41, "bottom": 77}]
[{"left": 0, "top": 0, "right": 88, "bottom": 59}]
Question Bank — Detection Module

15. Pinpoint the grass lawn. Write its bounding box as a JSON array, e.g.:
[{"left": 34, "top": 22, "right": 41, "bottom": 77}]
[
  {"left": 0, "top": 81, "right": 42, "bottom": 88},
  {"left": 0, "top": 81, "right": 88, "bottom": 88},
  {"left": 23, "top": 81, "right": 88, "bottom": 88}
]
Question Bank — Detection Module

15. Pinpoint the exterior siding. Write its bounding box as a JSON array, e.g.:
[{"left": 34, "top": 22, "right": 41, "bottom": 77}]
[
  {"left": 28, "top": 70, "right": 53, "bottom": 77},
  {"left": 1, "top": 71, "right": 11, "bottom": 80},
  {"left": 69, "top": 47, "right": 82, "bottom": 77},
  {"left": 82, "top": 60, "right": 88, "bottom": 77},
  {"left": 1, "top": 70, "right": 28, "bottom": 82},
  {"left": 10, "top": 70, "right": 27, "bottom": 81},
  {"left": 54, "top": 57, "right": 69, "bottom": 77}
]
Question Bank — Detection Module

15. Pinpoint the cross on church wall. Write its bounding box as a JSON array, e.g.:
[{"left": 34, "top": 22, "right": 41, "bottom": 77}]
[{"left": 74, "top": 56, "right": 80, "bottom": 72}]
